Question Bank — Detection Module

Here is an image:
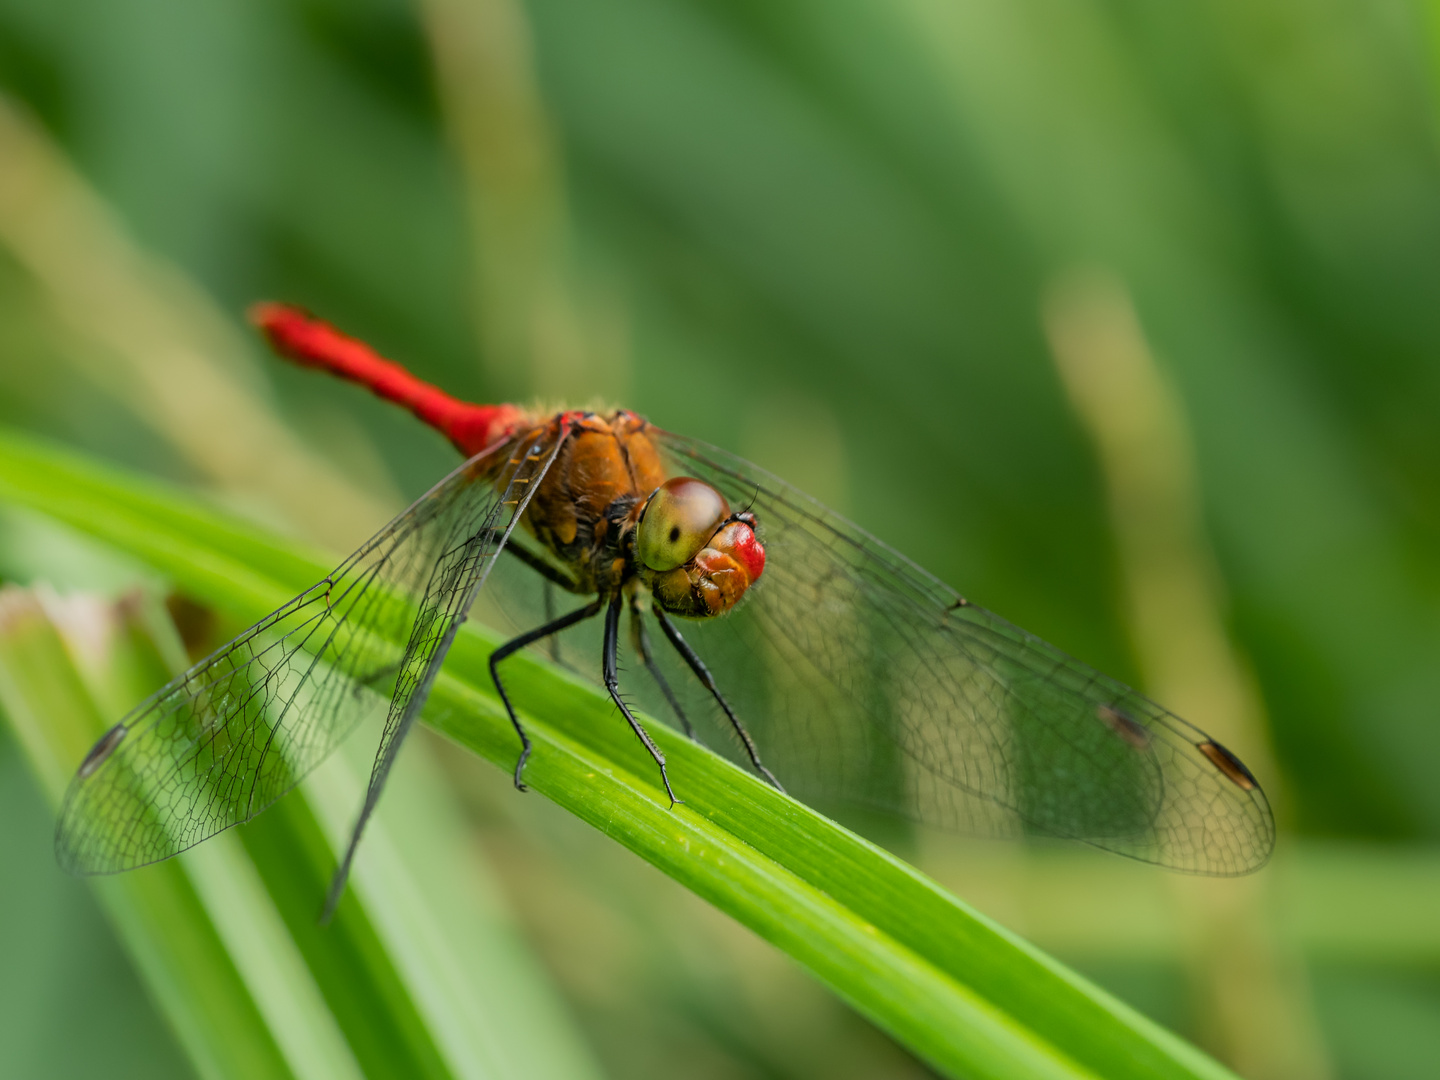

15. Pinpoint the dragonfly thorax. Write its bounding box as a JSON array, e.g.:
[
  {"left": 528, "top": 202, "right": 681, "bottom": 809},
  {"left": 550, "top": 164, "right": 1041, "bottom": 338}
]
[{"left": 514, "top": 410, "right": 764, "bottom": 618}]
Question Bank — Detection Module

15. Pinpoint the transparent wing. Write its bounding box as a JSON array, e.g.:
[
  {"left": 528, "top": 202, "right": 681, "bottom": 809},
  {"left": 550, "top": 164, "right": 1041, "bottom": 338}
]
[
  {"left": 650, "top": 429, "right": 1275, "bottom": 875},
  {"left": 56, "top": 429, "right": 556, "bottom": 876}
]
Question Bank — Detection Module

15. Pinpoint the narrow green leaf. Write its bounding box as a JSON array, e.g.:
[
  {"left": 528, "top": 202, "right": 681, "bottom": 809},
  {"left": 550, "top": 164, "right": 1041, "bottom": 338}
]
[{"left": 0, "top": 427, "right": 1239, "bottom": 1080}]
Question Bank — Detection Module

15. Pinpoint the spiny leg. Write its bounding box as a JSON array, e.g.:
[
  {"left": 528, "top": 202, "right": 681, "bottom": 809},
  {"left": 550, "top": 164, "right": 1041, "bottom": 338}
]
[
  {"left": 652, "top": 603, "right": 785, "bottom": 792},
  {"left": 605, "top": 594, "right": 681, "bottom": 806},
  {"left": 490, "top": 597, "right": 603, "bottom": 790},
  {"left": 543, "top": 581, "right": 560, "bottom": 663},
  {"left": 629, "top": 595, "right": 697, "bottom": 740},
  {"left": 493, "top": 530, "right": 584, "bottom": 593},
  {"left": 496, "top": 531, "right": 581, "bottom": 664},
  {"left": 350, "top": 657, "right": 404, "bottom": 698}
]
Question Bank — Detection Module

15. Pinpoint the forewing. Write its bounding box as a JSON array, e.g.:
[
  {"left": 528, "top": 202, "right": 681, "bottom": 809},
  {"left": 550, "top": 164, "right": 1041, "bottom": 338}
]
[
  {"left": 322, "top": 427, "right": 568, "bottom": 915},
  {"left": 651, "top": 429, "right": 1275, "bottom": 875},
  {"left": 55, "top": 432, "right": 542, "bottom": 875}
]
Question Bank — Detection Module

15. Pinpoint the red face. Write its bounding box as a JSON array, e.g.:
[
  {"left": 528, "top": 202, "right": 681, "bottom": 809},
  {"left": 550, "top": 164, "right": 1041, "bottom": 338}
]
[{"left": 634, "top": 477, "right": 765, "bottom": 618}]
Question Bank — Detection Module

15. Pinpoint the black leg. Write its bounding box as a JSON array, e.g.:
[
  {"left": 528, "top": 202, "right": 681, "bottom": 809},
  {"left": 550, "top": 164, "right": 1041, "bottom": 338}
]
[
  {"left": 493, "top": 532, "right": 583, "bottom": 593},
  {"left": 542, "top": 580, "right": 561, "bottom": 663},
  {"left": 652, "top": 604, "right": 785, "bottom": 792},
  {"left": 352, "top": 658, "right": 404, "bottom": 697},
  {"left": 495, "top": 531, "right": 577, "bottom": 663},
  {"left": 605, "top": 594, "right": 681, "bottom": 806},
  {"left": 496, "top": 532, "right": 576, "bottom": 663},
  {"left": 629, "top": 597, "right": 697, "bottom": 740},
  {"left": 491, "top": 597, "right": 604, "bottom": 790}
]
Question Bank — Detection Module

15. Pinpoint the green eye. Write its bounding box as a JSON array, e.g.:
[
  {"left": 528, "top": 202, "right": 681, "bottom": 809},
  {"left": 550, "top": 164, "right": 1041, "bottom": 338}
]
[{"left": 636, "top": 478, "right": 730, "bottom": 572}]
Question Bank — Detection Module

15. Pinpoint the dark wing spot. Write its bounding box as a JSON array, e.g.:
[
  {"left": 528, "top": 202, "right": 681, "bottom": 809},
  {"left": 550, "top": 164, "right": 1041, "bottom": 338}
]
[
  {"left": 1197, "top": 740, "right": 1257, "bottom": 790},
  {"left": 1098, "top": 705, "right": 1151, "bottom": 749},
  {"left": 670, "top": 526, "right": 680, "bottom": 543},
  {"left": 78, "top": 723, "right": 129, "bottom": 779}
]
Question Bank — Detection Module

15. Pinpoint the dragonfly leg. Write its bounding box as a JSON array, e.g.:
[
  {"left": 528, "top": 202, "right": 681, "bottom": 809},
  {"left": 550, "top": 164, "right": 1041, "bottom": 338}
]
[
  {"left": 652, "top": 604, "right": 785, "bottom": 793},
  {"left": 352, "top": 658, "right": 404, "bottom": 698},
  {"left": 490, "top": 596, "right": 604, "bottom": 790},
  {"left": 605, "top": 594, "right": 681, "bottom": 807},
  {"left": 629, "top": 596, "right": 698, "bottom": 741},
  {"left": 543, "top": 582, "right": 560, "bottom": 663},
  {"left": 493, "top": 530, "right": 581, "bottom": 663},
  {"left": 496, "top": 535, "right": 584, "bottom": 593}
]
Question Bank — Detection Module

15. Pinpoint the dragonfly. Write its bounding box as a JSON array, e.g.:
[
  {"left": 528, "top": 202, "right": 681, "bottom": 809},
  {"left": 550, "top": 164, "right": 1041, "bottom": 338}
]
[{"left": 55, "top": 303, "right": 1275, "bottom": 918}]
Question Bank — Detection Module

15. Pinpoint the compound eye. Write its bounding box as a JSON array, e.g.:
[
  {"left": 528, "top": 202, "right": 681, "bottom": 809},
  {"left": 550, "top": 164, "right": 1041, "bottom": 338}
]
[{"left": 636, "top": 478, "right": 730, "bottom": 572}]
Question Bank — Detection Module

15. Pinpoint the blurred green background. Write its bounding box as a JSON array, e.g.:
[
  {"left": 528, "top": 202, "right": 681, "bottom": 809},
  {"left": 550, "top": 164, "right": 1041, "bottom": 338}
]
[{"left": 2, "top": 0, "right": 1439, "bottom": 1077}]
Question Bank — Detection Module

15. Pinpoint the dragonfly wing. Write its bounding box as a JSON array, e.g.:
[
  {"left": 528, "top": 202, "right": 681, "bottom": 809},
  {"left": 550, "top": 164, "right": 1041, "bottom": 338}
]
[
  {"left": 55, "top": 429, "right": 554, "bottom": 877},
  {"left": 322, "top": 428, "right": 569, "bottom": 914},
  {"left": 651, "top": 429, "right": 1275, "bottom": 875}
]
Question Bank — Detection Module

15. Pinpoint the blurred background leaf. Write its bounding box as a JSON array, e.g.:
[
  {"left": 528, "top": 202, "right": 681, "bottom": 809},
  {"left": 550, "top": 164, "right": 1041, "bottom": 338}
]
[{"left": 2, "top": 0, "right": 1439, "bottom": 1077}]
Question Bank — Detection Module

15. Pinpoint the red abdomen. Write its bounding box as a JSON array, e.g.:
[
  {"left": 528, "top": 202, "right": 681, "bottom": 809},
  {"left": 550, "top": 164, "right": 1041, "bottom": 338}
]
[{"left": 249, "top": 303, "right": 528, "bottom": 457}]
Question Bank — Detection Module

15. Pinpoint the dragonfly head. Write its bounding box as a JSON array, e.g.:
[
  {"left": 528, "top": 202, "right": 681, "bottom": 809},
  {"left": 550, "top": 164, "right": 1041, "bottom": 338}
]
[{"left": 634, "top": 477, "right": 765, "bottom": 617}]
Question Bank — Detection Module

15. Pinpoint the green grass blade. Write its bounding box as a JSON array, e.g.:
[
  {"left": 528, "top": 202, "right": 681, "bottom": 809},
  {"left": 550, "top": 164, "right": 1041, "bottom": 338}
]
[{"left": 0, "top": 427, "right": 1239, "bottom": 1080}]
